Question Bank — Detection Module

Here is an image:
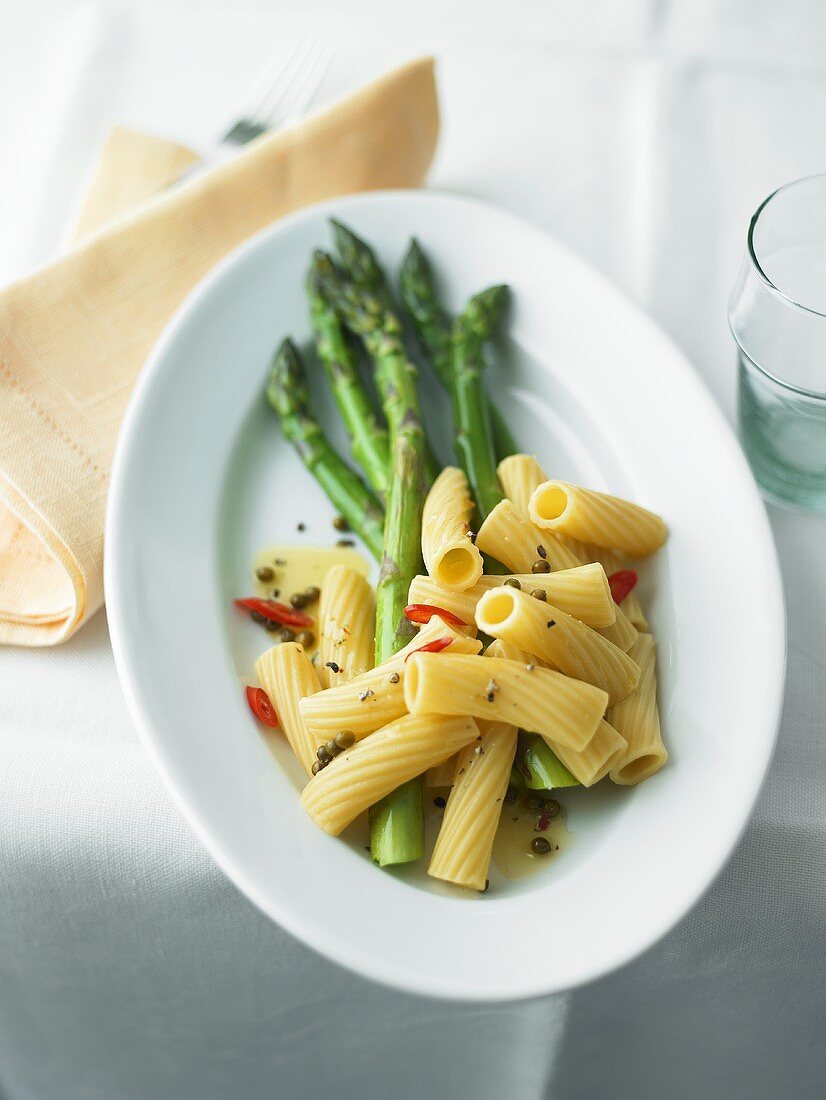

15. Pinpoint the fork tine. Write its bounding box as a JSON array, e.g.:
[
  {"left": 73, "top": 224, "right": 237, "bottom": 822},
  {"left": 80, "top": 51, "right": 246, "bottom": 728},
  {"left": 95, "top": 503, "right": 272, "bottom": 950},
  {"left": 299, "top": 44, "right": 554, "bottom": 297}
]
[
  {"left": 242, "top": 38, "right": 306, "bottom": 125},
  {"left": 277, "top": 41, "right": 336, "bottom": 126},
  {"left": 252, "top": 33, "right": 317, "bottom": 127}
]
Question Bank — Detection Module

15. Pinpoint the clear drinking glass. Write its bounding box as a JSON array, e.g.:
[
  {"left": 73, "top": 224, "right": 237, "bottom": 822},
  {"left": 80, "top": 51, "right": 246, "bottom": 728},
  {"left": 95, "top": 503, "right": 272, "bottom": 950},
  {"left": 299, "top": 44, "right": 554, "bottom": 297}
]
[{"left": 729, "top": 174, "right": 826, "bottom": 511}]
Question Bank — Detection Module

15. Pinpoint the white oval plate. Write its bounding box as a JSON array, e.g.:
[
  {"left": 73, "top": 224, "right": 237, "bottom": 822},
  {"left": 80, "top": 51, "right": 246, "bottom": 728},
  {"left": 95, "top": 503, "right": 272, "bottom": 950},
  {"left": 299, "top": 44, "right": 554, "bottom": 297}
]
[{"left": 106, "top": 191, "right": 785, "bottom": 1001}]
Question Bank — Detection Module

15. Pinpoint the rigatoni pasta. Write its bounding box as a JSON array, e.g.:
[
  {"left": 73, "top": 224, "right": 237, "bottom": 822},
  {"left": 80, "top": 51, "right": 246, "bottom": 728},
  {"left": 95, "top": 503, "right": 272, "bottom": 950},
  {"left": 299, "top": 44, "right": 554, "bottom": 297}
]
[
  {"left": 425, "top": 755, "right": 458, "bottom": 788},
  {"left": 550, "top": 719, "right": 627, "bottom": 787},
  {"left": 476, "top": 499, "right": 583, "bottom": 573},
  {"left": 317, "top": 564, "right": 375, "bottom": 688},
  {"left": 597, "top": 606, "right": 637, "bottom": 652},
  {"left": 529, "top": 480, "right": 667, "bottom": 558},
  {"left": 594, "top": 546, "right": 648, "bottom": 630},
  {"left": 475, "top": 586, "right": 640, "bottom": 706},
  {"left": 428, "top": 721, "right": 518, "bottom": 890},
  {"left": 497, "top": 454, "right": 547, "bottom": 512},
  {"left": 300, "top": 617, "right": 482, "bottom": 742},
  {"left": 421, "top": 466, "right": 484, "bottom": 590},
  {"left": 408, "top": 562, "right": 617, "bottom": 630},
  {"left": 301, "top": 714, "right": 480, "bottom": 836},
  {"left": 255, "top": 643, "right": 323, "bottom": 776},
  {"left": 608, "top": 634, "right": 667, "bottom": 784},
  {"left": 404, "top": 652, "right": 608, "bottom": 751}
]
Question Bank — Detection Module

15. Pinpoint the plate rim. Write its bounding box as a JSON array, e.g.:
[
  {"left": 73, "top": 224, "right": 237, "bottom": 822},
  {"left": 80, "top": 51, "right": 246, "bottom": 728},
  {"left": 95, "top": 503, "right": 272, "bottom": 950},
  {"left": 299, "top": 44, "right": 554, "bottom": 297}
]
[{"left": 105, "top": 187, "right": 787, "bottom": 1001}]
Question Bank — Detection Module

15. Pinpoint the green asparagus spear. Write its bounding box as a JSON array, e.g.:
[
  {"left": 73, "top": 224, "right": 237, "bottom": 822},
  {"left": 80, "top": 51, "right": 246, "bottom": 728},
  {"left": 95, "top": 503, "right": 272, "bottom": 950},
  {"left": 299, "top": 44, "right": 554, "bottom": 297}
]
[
  {"left": 451, "top": 285, "right": 510, "bottom": 520},
  {"left": 266, "top": 339, "right": 385, "bottom": 560},
  {"left": 400, "top": 239, "right": 517, "bottom": 460},
  {"left": 327, "top": 223, "right": 440, "bottom": 484},
  {"left": 331, "top": 219, "right": 402, "bottom": 307},
  {"left": 307, "top": 254, "right": 391, "bottom": 499},
  {"left": 368, "top": 416, "right": 428, "bottom": 866},
  {"left": 323, "top": 225, "right": 430, "bottom": 866}
]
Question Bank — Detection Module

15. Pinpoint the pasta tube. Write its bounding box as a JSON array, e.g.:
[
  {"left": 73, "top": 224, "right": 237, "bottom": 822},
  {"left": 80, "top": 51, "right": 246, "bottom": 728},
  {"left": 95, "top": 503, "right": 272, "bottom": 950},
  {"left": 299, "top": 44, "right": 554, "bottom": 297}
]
[
  {"left": 428, "top": 721, "right": 518, "bottom": 891},
  {"left": 608, "top": 634, "right": 667, "bottom": 784},
  {"left": 300, "top": 618, "right": 482, "bottom": 742},
  {"left": 301, "top": 713, "right": 480, "bottom": 836},
  {"left": 497, "top": 453, "right": 547, "bottom": 512},
  {"left": 592, "top": 546, "right": 648, "bottom": 630},
  {"left": 317, "top": 565, "right": 375, "bottom": 689},
  {"left": 256, "top": 642, "right": 323, "bottom": 776},
  {"left": 421, "top": 466, "right": 484, "bottom": 590},
  {"left": 407, "top": 576, "right": 480, "bottom": 630},
  {"left": 404, "top": 653, "right": 607, "bottom": 751},
  {"left": 475, "top": 587, "right": 640, "bottom": 706},
  {"left": 408, "top": 562, "right": 616, "bottom": 630},
  {"left": 550, "top": 719, "right": 627, "bottom": 787},
  {"left": 597, "top": 606, "right": 637, "bottom": 652},
  {"left": 484, "top": 638, "right": 536, "bottom": 664},
  {"left": 476, "top": 498, "right": 583, "bottom": 573},
  {"left": 425, "top": 754, "right": 458, "bottom": 788},
  {"left": 529, "top": 480, "right": 667, "bottom": 558}
]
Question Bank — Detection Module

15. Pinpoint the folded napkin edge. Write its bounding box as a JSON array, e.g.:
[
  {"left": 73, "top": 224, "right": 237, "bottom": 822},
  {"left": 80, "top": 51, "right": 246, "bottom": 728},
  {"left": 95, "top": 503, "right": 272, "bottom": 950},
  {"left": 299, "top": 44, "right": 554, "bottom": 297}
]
[{"left": 0, "top": 469, "right": 84, "bottom": 644}]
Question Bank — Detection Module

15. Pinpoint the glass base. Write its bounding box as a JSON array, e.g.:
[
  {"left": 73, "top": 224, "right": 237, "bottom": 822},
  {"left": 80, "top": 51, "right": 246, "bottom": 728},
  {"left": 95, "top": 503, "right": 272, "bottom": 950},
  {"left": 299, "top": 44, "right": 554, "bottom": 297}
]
[
  {"left": 755, "top": 481, "right": 826, "bottom": 513},
  {"left": 738, "top": 355, "right": 826, "bottom": 513}
]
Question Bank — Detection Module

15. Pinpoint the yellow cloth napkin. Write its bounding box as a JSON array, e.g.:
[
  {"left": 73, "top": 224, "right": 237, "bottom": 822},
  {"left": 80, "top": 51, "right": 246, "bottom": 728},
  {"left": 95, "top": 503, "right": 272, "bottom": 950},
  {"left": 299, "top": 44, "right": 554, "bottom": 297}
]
[{"left": 0, "top": 57, "right": 439, "bottom": 646}]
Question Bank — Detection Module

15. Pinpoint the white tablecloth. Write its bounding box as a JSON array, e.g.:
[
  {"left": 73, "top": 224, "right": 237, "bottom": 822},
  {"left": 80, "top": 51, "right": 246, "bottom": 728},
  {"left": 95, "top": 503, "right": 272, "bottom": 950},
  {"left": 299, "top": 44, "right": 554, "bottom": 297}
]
[{"left": 2, "top": 3, "right": 825, "bottom": 1098}]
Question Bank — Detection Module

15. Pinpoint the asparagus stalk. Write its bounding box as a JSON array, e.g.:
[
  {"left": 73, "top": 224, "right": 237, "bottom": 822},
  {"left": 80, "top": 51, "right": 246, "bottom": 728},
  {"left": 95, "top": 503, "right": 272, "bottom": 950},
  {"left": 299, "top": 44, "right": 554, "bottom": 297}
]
[
  {"left": 323, "top": 224, "right": 430, "bottom": 866},
  {"left": 400, "top": 239, "right": 517, "bottom": 460},
  {"left": 327, "top": 223, "right": 440, "bottom": 484},
  {"left": 451, "top": 285, "right": 510, "bottom": 520},
  {"left": 266, "top": 339, "right": 385, "bottom": 561},
  {"left": 307, "top": 253, "right": 391, "bottom": 499},
  {"left": 368, "top": 420, "right": 428, "bottom": 864}
]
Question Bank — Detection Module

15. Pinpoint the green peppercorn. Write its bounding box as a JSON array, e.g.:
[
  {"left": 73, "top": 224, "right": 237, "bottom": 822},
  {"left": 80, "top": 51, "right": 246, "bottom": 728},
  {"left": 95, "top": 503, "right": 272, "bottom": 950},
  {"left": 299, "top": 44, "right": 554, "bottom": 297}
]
[
  {"left": 311, "top": 761, "right": 323, "bottom": 775},
  {"left": 335, "top": 731, "right": 356, "bottom": 750},
  {"left": 317, "top": 745, "right": 332, "bottom": 764},
  {"left": 250, "top": 610, "right": 266, "bottom": 624},
  {"left": 542, "top": 797, "right": 561, "bottom": 818},
  {"left": 304, "top": 586, "right": 320, "bottom": 603},
  {"left": 290, "top": 592, "right": 308, "bottom": 610},
  {"left": 531, "top": 588, "right": 548, "bottom": 602},
  {"left": 280, "top": 628, "right": 294, "bottom": 643},
  {"left": 524, "top": 793, "right": 543, "bottom": 813},
  {"left": 531, "top": 559, "right": 551, "bottom": 574},
  {"left": 332, "top": 515, "right": 349, "bottom": 532},
  {"left": 255, "top": 565, "right": 274, "bottom": 583},
  {"left": 504, "top": 578, "right": 521, "bottom": 589},
  {"left": 531, "top": 837, "right": 552, "bottom": 855},
  {"left": 325, "top": 739, "right": 340, "bottom": 757},
  {"left": 264, "top": 618, "right": 281, "bottom": 633},
  {"left": 296, "top": 630, "right": 314, "bottom": 648}
]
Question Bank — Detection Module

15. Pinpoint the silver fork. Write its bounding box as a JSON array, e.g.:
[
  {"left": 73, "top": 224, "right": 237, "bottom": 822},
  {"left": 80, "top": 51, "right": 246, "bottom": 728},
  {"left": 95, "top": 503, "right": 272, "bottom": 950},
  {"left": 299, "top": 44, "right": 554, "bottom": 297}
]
[
  {"left": 220, "top": 34, "right": 336, "bottom": 148},
  {"left": 181, "top": 35, "right": 336, "bottom": 179}
]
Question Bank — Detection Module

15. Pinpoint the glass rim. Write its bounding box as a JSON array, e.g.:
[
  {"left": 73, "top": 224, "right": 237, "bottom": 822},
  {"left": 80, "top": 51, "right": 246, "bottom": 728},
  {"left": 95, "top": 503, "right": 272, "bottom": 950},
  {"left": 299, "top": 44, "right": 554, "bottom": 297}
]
[
  {"left": 737, "top": 173, "right": 826, "bottom": 400},
  {"left": 747, "top": 173, "right": 826, "bottom": 321}
]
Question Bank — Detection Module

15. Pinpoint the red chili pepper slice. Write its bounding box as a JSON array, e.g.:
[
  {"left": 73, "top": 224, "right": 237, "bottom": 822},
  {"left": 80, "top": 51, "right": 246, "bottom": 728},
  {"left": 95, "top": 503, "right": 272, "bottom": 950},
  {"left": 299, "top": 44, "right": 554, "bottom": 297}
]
[
  {"left": 404, "top": 637, "right": 454, "bottom": 662},
  {"left": 234, "top": 597, "right": 313, "bottom": 628},
  {"left": 403, "top": 603, "right": 467, "bottom": 628},
  {"left": 607, "top": 570, "right": 638, "bottom": 605},
  {"left": 246, "top": 685, "right": 278, "bottom": 727}
]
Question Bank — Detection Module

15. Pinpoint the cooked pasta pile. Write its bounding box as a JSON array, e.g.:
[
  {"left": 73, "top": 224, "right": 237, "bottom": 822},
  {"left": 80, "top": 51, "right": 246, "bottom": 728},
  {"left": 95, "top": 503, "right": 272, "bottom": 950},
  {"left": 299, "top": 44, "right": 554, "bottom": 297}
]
[{"left": 254, "top": 457, "right": 668, "bottom": 892}]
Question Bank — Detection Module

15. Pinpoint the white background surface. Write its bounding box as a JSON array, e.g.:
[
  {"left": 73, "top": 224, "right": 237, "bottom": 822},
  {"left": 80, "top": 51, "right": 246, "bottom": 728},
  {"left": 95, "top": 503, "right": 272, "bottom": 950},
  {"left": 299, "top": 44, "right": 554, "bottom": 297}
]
[{"left": 1, "top": 2, "right": 824, "bottom": 1097}]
